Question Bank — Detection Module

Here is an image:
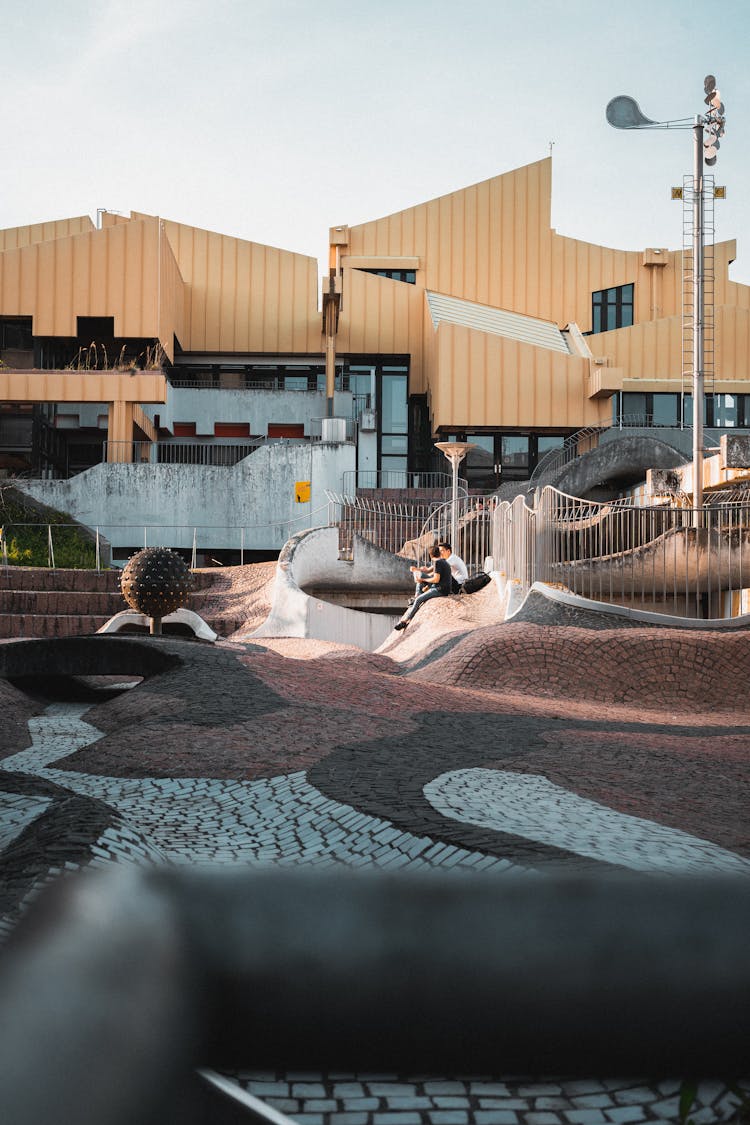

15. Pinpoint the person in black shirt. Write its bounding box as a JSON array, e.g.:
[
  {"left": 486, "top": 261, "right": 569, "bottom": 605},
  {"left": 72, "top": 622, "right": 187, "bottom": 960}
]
[{"left": 394, "top": 544, "right": 452, "bottom": 631}]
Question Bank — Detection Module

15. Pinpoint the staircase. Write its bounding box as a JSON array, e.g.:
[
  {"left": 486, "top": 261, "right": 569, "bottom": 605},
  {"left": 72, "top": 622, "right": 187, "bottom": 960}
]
[{"left": 0, "top": 567, "right": 246, "bottom": 639}]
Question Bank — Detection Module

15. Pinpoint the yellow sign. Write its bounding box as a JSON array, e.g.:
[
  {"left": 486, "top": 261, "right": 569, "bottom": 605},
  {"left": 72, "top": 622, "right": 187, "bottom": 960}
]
[
  {"left": 671, "top": 187, "right": 683, "bottom": 200},
  {"left": 295, "top": 480, "right": 311, "bottom": 503},
  {"left": 714, "top": 185, "right": 727, "bottom": 199}
]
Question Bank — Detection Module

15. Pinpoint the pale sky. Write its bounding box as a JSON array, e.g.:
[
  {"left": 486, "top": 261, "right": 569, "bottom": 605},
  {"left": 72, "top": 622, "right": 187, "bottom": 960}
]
[{"left": 3, "top": 0, "right": 750, "bottom": 287}]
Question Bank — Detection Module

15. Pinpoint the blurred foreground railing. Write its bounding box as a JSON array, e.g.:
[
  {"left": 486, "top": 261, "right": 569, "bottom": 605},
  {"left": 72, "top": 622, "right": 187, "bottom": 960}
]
[
  {"left": 493, "top": 486, "right": 750, "bottom": 618},
  {"left": 1, "top": 866, "right": 749, "bottom": 1124}
]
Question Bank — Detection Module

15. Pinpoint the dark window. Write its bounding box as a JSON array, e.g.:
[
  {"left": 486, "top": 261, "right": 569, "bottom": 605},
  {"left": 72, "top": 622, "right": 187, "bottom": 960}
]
[
  {"left": 76, "top": 316, "right": 115, "bottom": 339},
  {"left": 357, "top": 269, "right": 416, "bottom": 284},
  {"left": 591, "top": 284, "right": 634, "bottom": 334},
  {"left": 459, "top": 432, "right": 569, "bottom": 487},
  {"left": 0, "top": 316, "right": 33, "bottom": 350}
]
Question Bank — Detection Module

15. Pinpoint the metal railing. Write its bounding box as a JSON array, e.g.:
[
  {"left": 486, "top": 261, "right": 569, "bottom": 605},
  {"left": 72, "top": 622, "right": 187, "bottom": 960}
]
[
  {"left": 166, "top": 371, "right": 359, "bottom": 392},
  {"left": 492, "top": 485, "right": 750, "bottom": 619},
  {"left": 1, "top": 506, "right": 331, "bottom": 569},
  {"left": 410, "top": 495, "right": 497, "bottom": 572},
  {"left": 342, "top": 470, "right": 463, "bottom": 494},
  {"left": 327, "top": 492, "right": 496, "bottom": 573},
  {"left": 327, "top": 493, "right": 441, "bottom": 560},
  {"left": 1, "top": 522, "right": 111, "bottom": 569},
  {"left": 100, "top": 439, "right": 300, "bottom": 466}
]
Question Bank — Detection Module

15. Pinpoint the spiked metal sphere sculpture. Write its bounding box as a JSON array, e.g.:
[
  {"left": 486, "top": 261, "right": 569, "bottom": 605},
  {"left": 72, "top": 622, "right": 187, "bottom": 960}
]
[{"left": 119, "top": 547, "right": 193, "bottom": 635}]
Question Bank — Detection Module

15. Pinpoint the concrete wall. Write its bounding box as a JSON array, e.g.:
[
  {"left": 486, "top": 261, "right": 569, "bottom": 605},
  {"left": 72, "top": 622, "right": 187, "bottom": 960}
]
[
  {"left": 253, "top": 527, "right": 413, "bottom": 650},
  {"left": 57, "top": 387, "right": 355, "bottom": 439},
  {"left": 15, "top": 441, "right": 355, "bottom": 554},
  {"left": 142, "top": 387, "right": 354, "bottom": 438}
]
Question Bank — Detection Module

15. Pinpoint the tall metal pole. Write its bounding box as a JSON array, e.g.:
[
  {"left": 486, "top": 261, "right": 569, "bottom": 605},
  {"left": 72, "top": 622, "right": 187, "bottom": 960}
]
[
  {"left": 692, "top": 114, "right": 705, "bottom": 521},
  {"left": 450, "top": 459, "right": 459, "bottom": 553}
]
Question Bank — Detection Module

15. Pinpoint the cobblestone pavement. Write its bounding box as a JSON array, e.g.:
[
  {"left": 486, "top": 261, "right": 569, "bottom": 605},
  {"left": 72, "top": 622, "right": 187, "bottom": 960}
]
[{"left": 1, "top": 625, "right": 749, "bottom": 1123}]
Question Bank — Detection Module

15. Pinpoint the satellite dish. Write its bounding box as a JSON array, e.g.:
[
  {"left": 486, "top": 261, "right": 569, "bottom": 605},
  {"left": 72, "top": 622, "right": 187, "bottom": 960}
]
[{"left": 605, "top": 95, "right": 658, "bottom": 129}]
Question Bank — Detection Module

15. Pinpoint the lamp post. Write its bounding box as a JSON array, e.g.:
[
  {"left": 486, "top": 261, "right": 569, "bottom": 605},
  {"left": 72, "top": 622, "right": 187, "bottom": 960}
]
[
  {"left": 435, "top": 441, "right": 475, "bottom": 554},
  {"left": 606, "top": 78, "right": 726, "bottom": 521}
]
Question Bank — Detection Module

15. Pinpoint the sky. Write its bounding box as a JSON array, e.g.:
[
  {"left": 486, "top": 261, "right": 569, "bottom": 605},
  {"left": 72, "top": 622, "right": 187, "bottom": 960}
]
[{"left": 3, "top": 0, "right": 750, "bottom": 287}]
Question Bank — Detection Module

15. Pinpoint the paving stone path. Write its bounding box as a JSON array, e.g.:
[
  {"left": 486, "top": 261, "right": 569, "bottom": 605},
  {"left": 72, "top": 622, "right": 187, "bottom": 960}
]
[{"left": 1, "top": 627, "right": 749, "bottom": 1123}]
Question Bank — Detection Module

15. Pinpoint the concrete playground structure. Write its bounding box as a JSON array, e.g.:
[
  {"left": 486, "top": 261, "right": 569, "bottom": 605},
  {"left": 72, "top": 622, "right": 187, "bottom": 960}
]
[
  {"left": 253, "top": 527, "right": 414, "bottom": 650},
  {"left": 1, "top": 561, "right": 750, "bottom": 1122}
]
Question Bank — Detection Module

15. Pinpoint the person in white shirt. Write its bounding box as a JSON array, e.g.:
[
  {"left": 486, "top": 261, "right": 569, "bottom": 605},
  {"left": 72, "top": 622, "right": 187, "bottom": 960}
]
[{"left": 438, "top": 542, "right": 468, "bottom": 593}]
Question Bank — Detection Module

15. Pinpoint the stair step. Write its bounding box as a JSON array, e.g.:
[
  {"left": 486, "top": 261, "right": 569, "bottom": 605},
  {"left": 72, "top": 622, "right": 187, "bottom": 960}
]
[
  {"left": 0, "top": 591, "right": 124, "bottom": 614},
  {"left": 0, "top": 566, "right": 241, "bottom": 640}
]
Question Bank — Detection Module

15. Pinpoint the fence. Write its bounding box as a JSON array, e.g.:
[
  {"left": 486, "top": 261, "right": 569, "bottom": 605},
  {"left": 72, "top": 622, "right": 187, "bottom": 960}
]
[
  {"left": 328, "top": 492, "right": 496, "bottom": 574},
  {"left": 1, "top": 506, "right": 332, "bottom": 570},
  {"left": 327, "top": 493, "right": 440, "bottom": 560},
  {"left": 101, "top": 439, "right": 307, "bottom": 466},
  {"left": 493, "top": 485, "right": 750, "bottom": 619},
  {"left": 341, "top": 470, "right": 463, "bottom": 494}
]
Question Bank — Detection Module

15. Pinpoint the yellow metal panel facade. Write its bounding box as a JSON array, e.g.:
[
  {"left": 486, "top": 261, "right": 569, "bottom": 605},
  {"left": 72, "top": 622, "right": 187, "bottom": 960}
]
[
  {"left": 0, "top": 216, "right": 94, "bottom": 252},
  {"left": 159, "top": 218, "right": 320, "bottom": 353},
  {"left": 429, "top": 323, "right": 602, "bottom": 432},
  {"left": 0, "top": 217, "right": 183, "bottom": 359}
]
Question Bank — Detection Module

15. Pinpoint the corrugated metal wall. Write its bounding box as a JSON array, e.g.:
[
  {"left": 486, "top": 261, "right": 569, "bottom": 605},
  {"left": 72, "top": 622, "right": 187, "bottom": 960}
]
[
  {"left": 160, "top": 217, "right": 320, "bottom": 353},
  {"left": 0, "top": 216, "right": 94, "bottom": 252},
  {"left": 430, "top": 322, "right": 600, "bottom": 431}
]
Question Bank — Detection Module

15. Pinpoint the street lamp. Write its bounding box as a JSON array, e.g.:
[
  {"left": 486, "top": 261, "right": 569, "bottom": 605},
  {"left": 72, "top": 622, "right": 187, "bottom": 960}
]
[
  {"left": 435, "top": 441, "right": 475, "bottom": 554},
  {"left": 606, "top": 78, "right": 726, "bottom": 519}
]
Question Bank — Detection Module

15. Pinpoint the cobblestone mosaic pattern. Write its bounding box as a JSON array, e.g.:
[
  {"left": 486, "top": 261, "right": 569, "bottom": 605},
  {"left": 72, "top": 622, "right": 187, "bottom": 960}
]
[
  {"left": 225, "top": 1074, "right": 749, "bottom": 1125},
  {"left": 1, "top": 630, "right": 750, "bottom": 1122}
]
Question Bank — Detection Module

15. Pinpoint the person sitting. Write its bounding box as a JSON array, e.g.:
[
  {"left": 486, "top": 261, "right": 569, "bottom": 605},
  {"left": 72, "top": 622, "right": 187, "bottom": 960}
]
[
  {"left": 438, "top": 541, "right": 468, "bottom": 593},
  {"left": 395, "top": 545, "right": 452, "bottom": 630}
]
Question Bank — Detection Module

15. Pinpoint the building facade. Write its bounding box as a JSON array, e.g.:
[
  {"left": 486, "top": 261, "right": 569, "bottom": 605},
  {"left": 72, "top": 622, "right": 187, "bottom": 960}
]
[{"left": 2, "top": 156, "right": 750, "bottom": 535}]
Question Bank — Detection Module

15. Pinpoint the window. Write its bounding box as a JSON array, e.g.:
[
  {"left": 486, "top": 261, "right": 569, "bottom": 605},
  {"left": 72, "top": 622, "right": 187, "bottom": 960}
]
[
  {"left": 591, "top": 284, "right": 634, "bottom": 334},
  {"left": 537, "top": 435, "right": 566, "bottom": 457},
  {"left": 0, "top": 317, "right": 33, "bottom": 350},
  {"left": 76, "top": 316, "right": 115, "bottom": 339},
  {"left": 214, "top": 422, "right": 250, "bottom": 438},
  {"left": 268, "top": 423, "right": 305, "bottom": 438},
  {"left": 357, "top": 269, "right": 416, "bottom": 284},
  {"left": 501, "top": 436, "right": 529, "bottom": 470},
  {"left": 652, "top": 394, "right": 680, "bottom": 426},
  {"left": 711, "top": 394, "right": 738, "bottom": 427}
]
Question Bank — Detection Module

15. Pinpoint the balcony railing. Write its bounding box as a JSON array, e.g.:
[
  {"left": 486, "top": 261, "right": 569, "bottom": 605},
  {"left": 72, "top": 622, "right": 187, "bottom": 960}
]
[{"left": 101, "top": 439, "right": 311, "bottom": 466}]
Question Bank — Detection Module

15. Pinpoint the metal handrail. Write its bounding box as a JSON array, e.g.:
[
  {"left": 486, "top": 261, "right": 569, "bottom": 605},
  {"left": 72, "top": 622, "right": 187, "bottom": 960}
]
[
  {"left": 0, "top": 505, "right": 331, "bottom": 569},
  {"left": 342, "top": 470, "right": 463, "bottom": 493},
  {"left": 492, "top": 484, "right": 750, "bottom": 619},
  {"left": 530, "top": 414, "right": 726, "bottom": 486}
]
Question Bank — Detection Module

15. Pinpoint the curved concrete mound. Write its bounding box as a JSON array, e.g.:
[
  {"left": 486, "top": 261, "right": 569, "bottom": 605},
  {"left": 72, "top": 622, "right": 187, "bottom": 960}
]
[{"left": 409, "top": 619, "right": 750, "bottom": 711}]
